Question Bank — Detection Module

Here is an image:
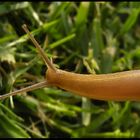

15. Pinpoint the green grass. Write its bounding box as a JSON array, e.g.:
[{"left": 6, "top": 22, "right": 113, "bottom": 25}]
[{"left": 0, "top": 2, "right": 140, "bottom": 138}]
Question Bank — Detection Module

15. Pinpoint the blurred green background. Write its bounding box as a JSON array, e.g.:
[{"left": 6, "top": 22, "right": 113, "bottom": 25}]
[{"left": 0, "top": 2, "right": 140, "bottom": 138}]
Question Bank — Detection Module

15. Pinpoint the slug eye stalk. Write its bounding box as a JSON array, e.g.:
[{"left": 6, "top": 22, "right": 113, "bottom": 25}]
[{"left": 22, "top": 24, "right": 56, "bottom": 72}]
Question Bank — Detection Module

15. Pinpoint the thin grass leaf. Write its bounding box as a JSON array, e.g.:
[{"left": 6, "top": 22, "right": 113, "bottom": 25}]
[
  {"left": 75, "top": 2, "right": 90, "bottom": 27},
  {"left": 6, "top": 20, "right": 59, "bottom": 48},
  {"left": 49, "top": 33, "right": 75, "bottom": 49},
  {"left": 0, "top": 2, "right": 30, "bottom": 15},
  {"left": 0, "top": 103, "right": 23, "bottom": 122},
  {"left": 81, "top": 129, "right": 134, "bottom": 138},
  {"left": 119, "top": 8, "right": 140, "bottom": 36},
  {"left": 82, "top": 97, "right": 91, "bottom": 126},
  {"left": 91, "top": 18, "right": 104, "bottom": 60},
  {"left": 49, "top": 2, "right": 71, "bottom": 20},
  {"left": 0, "top": 113, "right": 30, "bottom": 138}
]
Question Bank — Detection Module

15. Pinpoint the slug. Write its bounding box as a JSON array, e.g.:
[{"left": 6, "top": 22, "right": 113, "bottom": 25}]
[
  {"left": 0, "top": 24, "right": 140, "bottom": 101},
  {"left": 46, "top": 68, "right": 140, "bottom": 101}
]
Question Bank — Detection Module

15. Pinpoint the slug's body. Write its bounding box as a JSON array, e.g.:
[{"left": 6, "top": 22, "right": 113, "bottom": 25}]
[
  {"left": 47, "top": 68, "right": 140, "bottom": 101},
  {"left": 1, "top": 24, "right": 140, "bottom": 101}
]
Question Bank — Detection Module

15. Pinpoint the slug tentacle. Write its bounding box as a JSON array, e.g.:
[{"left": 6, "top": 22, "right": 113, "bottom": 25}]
[
  {"left": 22, "top": 24, "right": 56, "bottom": 72},
  {"left": 0, "top": 80, "right": 48, "bottom": 100}
]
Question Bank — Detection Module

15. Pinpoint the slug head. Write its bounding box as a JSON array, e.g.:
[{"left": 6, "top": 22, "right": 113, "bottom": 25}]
[{"left": 0, "top": 24, "right": 57, "bottom": 100}]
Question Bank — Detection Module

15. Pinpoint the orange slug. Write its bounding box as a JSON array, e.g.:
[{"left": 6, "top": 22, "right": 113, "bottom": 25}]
[{"left": 0, "top": 24, "right": 140, "bottom": 101}]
